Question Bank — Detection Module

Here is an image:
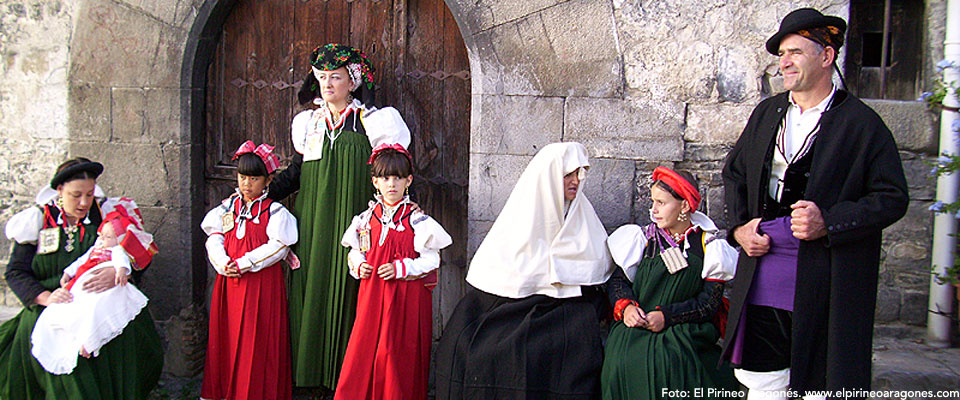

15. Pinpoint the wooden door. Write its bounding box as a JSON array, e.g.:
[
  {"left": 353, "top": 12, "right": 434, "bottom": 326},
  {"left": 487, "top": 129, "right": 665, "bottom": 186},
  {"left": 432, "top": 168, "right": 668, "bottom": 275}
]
[{"left": 203, "top": 0, "right": 470, "bottom": 334}]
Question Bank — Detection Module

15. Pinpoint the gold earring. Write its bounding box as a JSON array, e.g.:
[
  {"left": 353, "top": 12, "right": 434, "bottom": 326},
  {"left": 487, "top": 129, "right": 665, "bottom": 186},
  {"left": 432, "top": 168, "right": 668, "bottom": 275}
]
[{"left": 404, "top": 187, "right": 409, "bottom": 197}]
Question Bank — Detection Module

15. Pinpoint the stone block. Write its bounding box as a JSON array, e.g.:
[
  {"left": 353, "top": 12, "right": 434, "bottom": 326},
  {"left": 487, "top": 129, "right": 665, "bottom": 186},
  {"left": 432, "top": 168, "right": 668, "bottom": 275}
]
[
  {"left": 921, "top": 1, "right": 948, "bottom": 91},
  {"left": 571, "top": 136, "right": 683, "bottom": 162},
  {"left": 145, "top": 88, "right": 184, "bottom": 142},
  {"left": 69, "top": 0, "right": 172, "bottom": 87},
  {"left": 883, "top": 200, "right": 934, "bottom": 244},
  {"left": 565, "top": 97, "right": 684, "bottom": 161},
  {"left": 865, "top": 100, "right": 938, "bottom": 153},
  {"left": 68, "top": 142, "right": 182, "bottom": 208},
  {"left": 69, "top": 85, "right": 111, "bottom": 142},
  {"left": 110, "top": 88, "right": 183, "bottom": 144},
  {"left": 895, "top": 271, "right": 931, "bottom": 290},
  {"left": 615, "top": 0, "right": 846, "bottom": 103},
  {"left": 445, "top": 0, "right": 568, "bottom": 33},
  {"left": 685, "top": 103, "right": 755, "bottom": 145},
  {"left": 445, "top": 0, "right": 494, "bottom": 35},
  {"left": 700, "top": 177, "right": 728, "bottom": 229},
  {"left": 467, "top": 219, "right": 494, "bottom": 264},
  {"left": 683, "top": 143, "right": 734, "bottom": 163},
  {"left": 152, "top": 25, "right": 189, "bottom": 88},
  {"left": 468, "top": 33, "right": 510, "bottom": 95},
  {"left": 900, "top": 152, "right": 937, "bottom": 201},
  {"left": 538, "top": 0, "right": 621, "bottom": 97},
  {"left": 899, "top": 290, "right": 928, "bottom": 326},
  {"left": 137, "top": 205, "right": 193, "bottom": 321},
  {"left": 887, "top": 242, "right": 931, "bottom": 263},
  {"left": 160, "top": 305, "right": 207, "bottom": 377},
  {"left": 874, "top": 287, "right": 901, "bottom": 324},
  {"left": 470, "top": 29, "right": 538, "bottom": 95},
  {"left": 110, "top": 88, "right": 147, "bottom": 143},
  {"left": 473, "top": 0, "right": 621, "bottom": 97},
  {"left": 117, "top": 0, "right": 186, "bottom": 26},
  {"left": 468, "top": 153, "right": 531, "bottom": 221},
  {"left": 618, "top": 20, "right": 721, "bottom": 101},
  {"left": 470, "top": 95, "right": 562, "bottom": 155},
  {"left": 716, "top": 46, "right": 756, "bottom": 103},
  {"left": 0, "top": 138, "right": 68, "bottom": 193},
  {"left": 3, "top": 37, "right": 70, "bottom": 141},
  {"left": 582, "top": 158, "right": 634, "bottom": 229}
]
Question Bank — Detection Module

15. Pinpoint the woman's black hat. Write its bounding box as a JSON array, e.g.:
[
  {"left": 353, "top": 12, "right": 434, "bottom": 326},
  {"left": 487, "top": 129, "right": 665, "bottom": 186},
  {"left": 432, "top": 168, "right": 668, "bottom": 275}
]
[
  {"left": 765, "top": 8, "right": 846, "bottom": 55},
  {"left": 50, "top": 160, "right": 103, "bottom": 188}
]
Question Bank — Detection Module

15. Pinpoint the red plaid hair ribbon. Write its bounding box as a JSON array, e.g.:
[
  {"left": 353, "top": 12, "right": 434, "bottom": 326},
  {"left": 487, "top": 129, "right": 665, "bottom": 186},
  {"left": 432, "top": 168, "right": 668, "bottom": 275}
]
[
  {"left": 233, "top": 140, "right": 281, "bottom": 174},
  {"left": 368, "top": 143, "right": 412, "bottom": 165}
]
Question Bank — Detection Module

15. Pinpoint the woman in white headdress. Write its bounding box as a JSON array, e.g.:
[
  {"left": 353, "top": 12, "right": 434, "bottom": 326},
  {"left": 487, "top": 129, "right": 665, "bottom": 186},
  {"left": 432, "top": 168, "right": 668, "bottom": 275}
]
[{"left": 435, "top": 142, "right": 613, "bottom": 400}]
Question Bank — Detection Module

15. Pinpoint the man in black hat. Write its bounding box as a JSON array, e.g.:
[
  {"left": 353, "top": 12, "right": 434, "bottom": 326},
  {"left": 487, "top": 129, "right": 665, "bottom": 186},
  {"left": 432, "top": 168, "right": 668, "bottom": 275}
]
[{"left": 720, "top": 7, "right": 908, "bottom": 398}]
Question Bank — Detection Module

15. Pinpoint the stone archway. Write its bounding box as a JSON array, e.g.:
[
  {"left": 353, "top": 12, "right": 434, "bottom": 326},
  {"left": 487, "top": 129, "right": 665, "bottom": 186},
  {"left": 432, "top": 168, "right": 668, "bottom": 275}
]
[{"left": 179, "top": 2, "right": 478, "bottom": 378}]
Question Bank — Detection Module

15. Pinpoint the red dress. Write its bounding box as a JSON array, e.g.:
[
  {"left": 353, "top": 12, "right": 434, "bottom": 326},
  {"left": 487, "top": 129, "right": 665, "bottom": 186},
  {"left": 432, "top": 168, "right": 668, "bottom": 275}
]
[
  {"left": 334, "top": 205, "right": 434, "bottom": 400},
  {"left": 201, "top": 197, "right": 292, "bottom": 400}
]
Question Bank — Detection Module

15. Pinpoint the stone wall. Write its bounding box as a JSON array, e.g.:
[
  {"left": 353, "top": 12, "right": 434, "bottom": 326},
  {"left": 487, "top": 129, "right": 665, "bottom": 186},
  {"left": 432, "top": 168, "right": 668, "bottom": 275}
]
[
  {"left": 453, "top": 0, "right": 946, "bottom": 326},
  {"left": 0, "top": 0, "right": 208, "bottom": 376},
  {"left": 0, "top": 0, "right": 74, "bottom": 307}
]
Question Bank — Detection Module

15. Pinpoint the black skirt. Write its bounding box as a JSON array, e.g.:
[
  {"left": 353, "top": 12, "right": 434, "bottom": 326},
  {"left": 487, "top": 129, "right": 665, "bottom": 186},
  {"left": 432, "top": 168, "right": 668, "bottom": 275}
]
[{"left": 435, "top": 284, "right": 606, "bottom": 400}]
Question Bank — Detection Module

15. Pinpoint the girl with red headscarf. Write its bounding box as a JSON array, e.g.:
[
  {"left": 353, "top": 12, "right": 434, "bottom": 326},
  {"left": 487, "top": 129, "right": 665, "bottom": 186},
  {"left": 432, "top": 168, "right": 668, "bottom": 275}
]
[{"left": 601, "top": 166, "right": 739, "bottom": 400}]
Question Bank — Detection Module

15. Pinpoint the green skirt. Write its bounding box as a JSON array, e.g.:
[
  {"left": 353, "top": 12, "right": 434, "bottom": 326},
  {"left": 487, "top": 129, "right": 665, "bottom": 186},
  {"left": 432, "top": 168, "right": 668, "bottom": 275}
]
[
  {"left": 601, "top": 232, "right": 736, "bottom": 400},
  {"left": 288, "top": 129, "right": 373, "bottom": 388},
  {"left": 602, "top": 318, "right": 734, "bottom": 400}
]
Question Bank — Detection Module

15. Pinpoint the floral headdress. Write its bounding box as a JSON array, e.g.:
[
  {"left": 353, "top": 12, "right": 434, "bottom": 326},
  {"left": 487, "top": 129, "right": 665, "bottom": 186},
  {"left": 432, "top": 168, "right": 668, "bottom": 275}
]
[
  {"left": 299, "top": 43, "right": 377, "bottom": 107},
  {"left": 310, "top": 43, "right": 375, "bottom": 91}
]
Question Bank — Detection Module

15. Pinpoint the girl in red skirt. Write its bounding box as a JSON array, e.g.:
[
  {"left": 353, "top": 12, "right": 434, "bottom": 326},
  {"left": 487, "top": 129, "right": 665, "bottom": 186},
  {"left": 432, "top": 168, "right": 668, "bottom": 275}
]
[
  {"left": 200, "top": 141, "right": 298, "bottom": 400},
  {"left": 334, "top": 144, "right": 452, "bottom": 400}
]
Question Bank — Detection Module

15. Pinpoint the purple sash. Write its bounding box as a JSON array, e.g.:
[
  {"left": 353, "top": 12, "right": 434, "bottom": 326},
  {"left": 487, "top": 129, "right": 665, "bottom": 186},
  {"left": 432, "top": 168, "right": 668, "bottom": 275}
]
[
  {"left": 745, "top": 216, "right": 799, "bottom": 311},
  {"left": 729, "top": 216, "right": 799, "bottom": 364}
]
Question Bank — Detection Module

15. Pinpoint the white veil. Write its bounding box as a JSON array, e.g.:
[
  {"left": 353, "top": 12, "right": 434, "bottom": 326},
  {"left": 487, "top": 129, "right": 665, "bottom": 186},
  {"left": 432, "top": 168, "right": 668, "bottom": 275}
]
[{"left": 466, "top": 142, "right": 613, "bottom": 299}]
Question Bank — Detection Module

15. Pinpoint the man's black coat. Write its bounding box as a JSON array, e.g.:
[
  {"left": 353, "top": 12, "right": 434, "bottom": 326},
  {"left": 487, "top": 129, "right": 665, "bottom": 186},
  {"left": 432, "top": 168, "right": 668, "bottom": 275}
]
[{"left": 720, "top": 90, "right": 909, "bottom": 392}]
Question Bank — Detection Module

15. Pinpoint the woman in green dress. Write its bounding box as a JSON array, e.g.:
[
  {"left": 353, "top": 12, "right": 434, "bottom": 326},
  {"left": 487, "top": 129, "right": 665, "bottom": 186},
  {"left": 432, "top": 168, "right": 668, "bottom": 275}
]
[
  {"left": 269, "top": 43, "right": 412, "bottom": 390},
  {"left": 0, "top": 158, "right": 163, "bottom": 399},
  {"left": 601, "top": 167, "right": 738, "bottom": 400}
]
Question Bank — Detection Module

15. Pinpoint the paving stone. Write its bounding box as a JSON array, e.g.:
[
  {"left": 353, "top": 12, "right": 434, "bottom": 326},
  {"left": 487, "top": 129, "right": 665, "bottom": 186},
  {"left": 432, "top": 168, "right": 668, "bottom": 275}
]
[{"left": 872, "top": 331, "right": 960, "bottom": 396}]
